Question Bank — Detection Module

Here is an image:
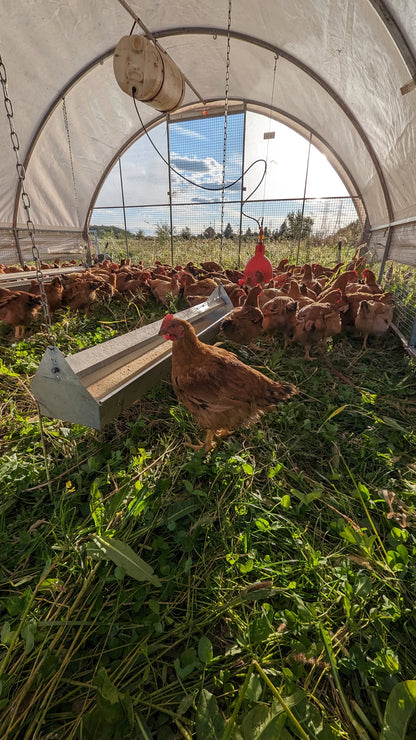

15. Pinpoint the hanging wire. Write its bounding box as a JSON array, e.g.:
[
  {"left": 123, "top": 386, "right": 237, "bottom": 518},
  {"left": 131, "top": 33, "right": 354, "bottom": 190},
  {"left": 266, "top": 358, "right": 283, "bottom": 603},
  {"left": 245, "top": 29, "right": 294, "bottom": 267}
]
[
  {"left": 220, "top": 0, "right": 232, "bottom": 260},
  {"left": 132, "top": 96, "right": 267, "bottom": 196},
  {"left": 0, "top": 52, "right": 54, "bottom": 341},
  {"left": 240, "top": 54, "right": 280, "bottom": 235},
  {"left": 261, "top": 54, "right": 279, "bottom": 213},
  {"left": 128, "top": 0, "right": 267, "bottom": 240},
  {"left": 296, "top": 131, "right": 313, "bottom": 264}
]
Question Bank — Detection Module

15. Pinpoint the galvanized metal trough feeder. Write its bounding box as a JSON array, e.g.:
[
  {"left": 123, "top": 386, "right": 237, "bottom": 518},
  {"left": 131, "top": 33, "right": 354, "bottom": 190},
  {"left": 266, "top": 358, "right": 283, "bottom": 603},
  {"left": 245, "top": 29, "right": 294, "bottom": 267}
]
[{"left": 31, "top": 285, "right": 233, "bottom": 430}]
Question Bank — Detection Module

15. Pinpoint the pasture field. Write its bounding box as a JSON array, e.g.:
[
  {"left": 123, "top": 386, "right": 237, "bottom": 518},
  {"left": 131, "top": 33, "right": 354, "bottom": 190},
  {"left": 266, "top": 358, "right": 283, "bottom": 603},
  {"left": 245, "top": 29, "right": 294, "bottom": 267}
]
[{"left": 1, "top": 237, "right": 416, "bottom": 739}]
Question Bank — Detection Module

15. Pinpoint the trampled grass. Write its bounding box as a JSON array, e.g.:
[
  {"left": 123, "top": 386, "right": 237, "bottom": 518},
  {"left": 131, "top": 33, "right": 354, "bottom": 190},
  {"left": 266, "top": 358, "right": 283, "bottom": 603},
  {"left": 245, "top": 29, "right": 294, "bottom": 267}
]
[{"left": 1, "top": 247, "right": 416, "bottom": 739}]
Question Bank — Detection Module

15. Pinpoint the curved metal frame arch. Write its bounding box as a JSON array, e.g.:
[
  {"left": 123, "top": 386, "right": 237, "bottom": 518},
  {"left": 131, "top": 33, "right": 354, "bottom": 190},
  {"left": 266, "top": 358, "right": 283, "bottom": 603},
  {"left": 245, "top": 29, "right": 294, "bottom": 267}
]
[
  {"left": 243, "top": 100, "right": 367, "bottom": 217},
  {"left": 87, "top": 97, "right": 368, "bottom": 238},
  {"left": 86, "top": 112, "right": 167, "bottom": 238},
  {"left": 367, "top": 0, "right": 416, "bottom": 82},
  {"left": 14, "top": 1, "right": 416, "bottom": 235}
]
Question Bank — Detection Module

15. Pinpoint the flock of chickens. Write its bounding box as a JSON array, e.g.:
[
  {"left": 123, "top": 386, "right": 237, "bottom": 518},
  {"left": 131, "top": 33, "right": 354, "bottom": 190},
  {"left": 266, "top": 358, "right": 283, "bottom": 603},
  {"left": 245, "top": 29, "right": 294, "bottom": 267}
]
[
  {"left": 220, "top": 259, "right": 394, "bottom": 358},
  {"left": 0, "top": 254, "right": 394, "bottom": 354},
  {"left": 0, "top": 253, "right": 395, "bottom": 449}
]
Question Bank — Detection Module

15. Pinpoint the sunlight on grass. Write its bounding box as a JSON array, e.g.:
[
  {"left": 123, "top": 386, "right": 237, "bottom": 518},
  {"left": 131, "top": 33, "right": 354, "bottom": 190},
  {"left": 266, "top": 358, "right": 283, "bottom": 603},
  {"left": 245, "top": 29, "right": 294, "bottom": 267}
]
[{"left": 1, "top": 245, "right": 416, "bottom": 738}]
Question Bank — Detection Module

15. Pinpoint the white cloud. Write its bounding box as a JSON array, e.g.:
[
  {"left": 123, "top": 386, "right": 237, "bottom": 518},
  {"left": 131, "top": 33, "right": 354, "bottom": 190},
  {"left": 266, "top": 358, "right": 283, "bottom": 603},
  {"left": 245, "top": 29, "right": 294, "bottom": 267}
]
[
  {"left": 92, "top": 112, "right": 352, "bottom": 236},
  {"left": 172, "top": 125, "right": 206, "bottom": 140}
]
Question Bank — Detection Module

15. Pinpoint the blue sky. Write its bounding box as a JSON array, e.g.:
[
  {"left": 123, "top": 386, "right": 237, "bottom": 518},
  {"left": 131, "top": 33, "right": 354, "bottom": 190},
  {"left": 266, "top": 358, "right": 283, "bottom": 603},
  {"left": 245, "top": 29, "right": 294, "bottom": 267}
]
[{"left": 91, "top": 110, "right": 354, "bottom": 236}]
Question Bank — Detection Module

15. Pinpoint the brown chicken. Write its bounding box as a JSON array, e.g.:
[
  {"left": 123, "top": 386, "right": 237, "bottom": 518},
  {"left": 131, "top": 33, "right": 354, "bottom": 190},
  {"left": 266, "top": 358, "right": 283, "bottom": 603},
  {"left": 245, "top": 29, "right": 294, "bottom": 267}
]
[
  {"left": 3, "top": 265, "right": 24, "bottom": 273},
  {"left": 158, "top": 315, "right": 297, "bottom": 450},
  {"left": 225, "top": 268, "right": 244, "bottom": 284},
  {"left": 30, "top": 276, "right": 64, "bottom": 312},
  {"left": 180, "top": 273, "right": 218, "bottom": 299},
  {"left": 61, "top": 279, "right": 103, "bottom": 313},
  {"left": 149, "top": 275, "right": 180, "bottom": 306},
  {"left": 220, "top": 285, "right": 263, "bottom": 345},
  {"left": 300, "top": 263, "right": 325, "bottom": 294},
  {"left": 316, "top": 287, "right": 349, "bottom": 315},
  {"left": 221, "top": 282, "right": 247, "bottom": 307},
  {"left": 312, "top": 262, "right": 344, "bottom": 279},
  {"left": 283, "top": 279, "right": 315, "bottom": 307},
  {"left": 0, "top": 288, "right": 42, "bottom": 338},
  {"left": 94, "top": 272, "right": 117, "bottom": 301},
  {"left": 319, "top": 270, "right": 358, "bottom": 299},
  {"left": 257, "top": 287, "right": 281, "bottom": 310},
  {"left": 261, "top": 295, "right": 298, "bottom": 346},
  {"left": 200, "top": 261, "right": 223, "bottom": 273},
  {"left": 117, "top": 269, "right": 150, "bottom": 295},
  {"left": 294, "top": 301, "right": 342, "bottom": 360},
  {"left": 354, "top": 299, "right": 394, "bottom": 347},
  {"left": 342, "top": 290, "right": 393, "bottom": 331},
  {"left": 274, "top": 257, "right": 290, "bottom": 273},
  {"left": 347, "top": 268, "right": 383, "bottom": 295}
]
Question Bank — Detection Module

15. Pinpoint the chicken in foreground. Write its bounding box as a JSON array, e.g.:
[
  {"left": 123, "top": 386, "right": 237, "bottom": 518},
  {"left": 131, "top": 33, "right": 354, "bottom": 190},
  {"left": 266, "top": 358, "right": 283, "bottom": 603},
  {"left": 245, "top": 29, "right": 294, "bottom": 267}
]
[
  {"left": 0, "top": 287, "right": 42, "bottom": 339},
  {"left": 158, "top": 314, "right": 297, "bottom": 450}
]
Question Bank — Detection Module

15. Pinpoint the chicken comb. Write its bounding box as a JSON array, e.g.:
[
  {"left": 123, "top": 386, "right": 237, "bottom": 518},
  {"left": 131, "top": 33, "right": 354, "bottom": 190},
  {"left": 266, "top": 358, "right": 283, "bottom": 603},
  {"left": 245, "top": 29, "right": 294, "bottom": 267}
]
[{"left": 162, "top": 313, "right": 174, "bottom": 323}]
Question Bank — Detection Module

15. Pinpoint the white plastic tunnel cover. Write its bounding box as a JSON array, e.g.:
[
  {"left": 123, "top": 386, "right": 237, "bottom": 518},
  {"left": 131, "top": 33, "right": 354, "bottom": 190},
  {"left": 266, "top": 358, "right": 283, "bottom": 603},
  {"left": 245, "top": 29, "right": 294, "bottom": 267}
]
[{"left": 0, "top": 0, "right": 416, "bottom": 262}]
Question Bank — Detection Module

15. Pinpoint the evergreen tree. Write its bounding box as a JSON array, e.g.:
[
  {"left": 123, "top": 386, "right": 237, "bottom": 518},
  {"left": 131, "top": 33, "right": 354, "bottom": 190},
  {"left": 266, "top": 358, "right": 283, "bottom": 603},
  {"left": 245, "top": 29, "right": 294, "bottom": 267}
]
[
  {"left": 224, "top": 222, "right": 234, "bottom": 239},
  {"left": 278, "top": 219, "right": 288, "bottom": 239},
  {"left": 285, "top": 211, "right": 314, "bottom": 240},
  {"left": 204, "top": 226, "right": 216, "bottom": 239},
  {"left": 181, "top": 226, "right": 192, "bottom": 240}
]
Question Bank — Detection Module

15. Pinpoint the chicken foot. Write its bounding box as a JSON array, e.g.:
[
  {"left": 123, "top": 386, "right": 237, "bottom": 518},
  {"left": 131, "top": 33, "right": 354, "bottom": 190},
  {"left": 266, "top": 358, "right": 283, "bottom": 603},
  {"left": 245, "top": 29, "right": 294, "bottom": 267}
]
[
  {"left": 185, "top": 428, "right": 234, "bottom": 452},
  {"left": 15, "top": 325, "right": 25, "bottom": 340}
]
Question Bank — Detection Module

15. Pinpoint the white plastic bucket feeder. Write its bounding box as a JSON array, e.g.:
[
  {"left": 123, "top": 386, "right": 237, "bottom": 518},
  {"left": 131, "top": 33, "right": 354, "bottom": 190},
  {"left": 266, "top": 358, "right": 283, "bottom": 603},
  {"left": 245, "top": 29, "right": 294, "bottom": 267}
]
[{"left": 113, "top": 34, "right": 185, "bottom": 113}]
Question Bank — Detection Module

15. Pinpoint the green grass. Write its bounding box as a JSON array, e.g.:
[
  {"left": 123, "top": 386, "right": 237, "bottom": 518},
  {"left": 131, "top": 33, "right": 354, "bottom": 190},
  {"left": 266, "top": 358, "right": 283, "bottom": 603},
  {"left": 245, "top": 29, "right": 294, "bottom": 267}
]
[
  {"left": 1, "top": 249, "right": 416, "bottom": 739},
  {"left": 94, "top": 232, "right": 358, "bottom": 273}
]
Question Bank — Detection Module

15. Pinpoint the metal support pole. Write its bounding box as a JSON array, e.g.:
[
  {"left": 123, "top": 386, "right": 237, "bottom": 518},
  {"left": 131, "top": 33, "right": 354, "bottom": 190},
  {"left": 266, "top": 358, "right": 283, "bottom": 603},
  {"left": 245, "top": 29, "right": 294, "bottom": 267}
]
[
  {"left": 166, "top": 117, "right": 174, "bottom": 266},
  {"left": 83, "top": 229, "right": 93, "bottom": 266},
  {"left": 12, "top": 228, "right": 25, "bottom": 268},
  {"left": 409, "top": 318, "right": 416, "bottom": 349},
  {"left": 296, "top": 132, "right": 312, "bottom": 265},
  {"left": 377, "top": 226, "right": 392, "bottom": 282},
  {"left": 119, "top": 158, "right": 130, "bottom": 259},
  {"left": 238, "top": 104, "right": 247, "bottom": 269}
]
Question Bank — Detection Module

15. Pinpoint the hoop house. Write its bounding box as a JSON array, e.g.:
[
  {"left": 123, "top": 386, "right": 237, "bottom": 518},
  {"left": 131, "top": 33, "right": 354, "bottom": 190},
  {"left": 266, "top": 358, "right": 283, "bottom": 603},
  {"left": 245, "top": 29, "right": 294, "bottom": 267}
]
[{"left": 1, "top": 0, "right": 416, "bottom": 268}]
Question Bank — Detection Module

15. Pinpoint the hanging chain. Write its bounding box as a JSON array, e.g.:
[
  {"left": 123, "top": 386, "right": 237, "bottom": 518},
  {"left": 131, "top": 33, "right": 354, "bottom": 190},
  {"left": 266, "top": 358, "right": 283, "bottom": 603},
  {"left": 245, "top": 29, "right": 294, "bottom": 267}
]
[
  {"left": 62, "top": 97, "right": 80, "bottom": 226},
  {"left": 0, "top": 52, "right": 54, "bottom": 338},
  {"left": 220, "top": 0, "right": 232, "bottom": 259}
]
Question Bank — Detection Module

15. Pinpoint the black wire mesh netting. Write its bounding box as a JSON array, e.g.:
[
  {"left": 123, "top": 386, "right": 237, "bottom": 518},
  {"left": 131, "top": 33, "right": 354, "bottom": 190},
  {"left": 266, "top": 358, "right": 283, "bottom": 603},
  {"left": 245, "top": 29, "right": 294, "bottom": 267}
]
[
  {"left": 90, "top": 109, "right": 365, "bottom": 267},
  {"left": 376, "top": 260, "right": 416, "bottom": 348}
]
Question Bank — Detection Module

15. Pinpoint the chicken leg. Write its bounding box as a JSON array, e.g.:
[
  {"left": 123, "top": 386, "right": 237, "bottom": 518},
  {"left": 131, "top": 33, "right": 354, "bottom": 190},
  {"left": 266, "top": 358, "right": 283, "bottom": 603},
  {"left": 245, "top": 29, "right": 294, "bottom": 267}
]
[{"left": 185, "top": 428, "right": 233, "bottom": 452}]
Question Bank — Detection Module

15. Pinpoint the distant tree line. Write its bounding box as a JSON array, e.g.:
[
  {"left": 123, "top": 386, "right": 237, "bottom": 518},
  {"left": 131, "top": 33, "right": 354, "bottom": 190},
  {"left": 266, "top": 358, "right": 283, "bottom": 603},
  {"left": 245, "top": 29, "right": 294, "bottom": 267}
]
[{"left": 91, "top": 213, "right": 361, "bottom": 244}]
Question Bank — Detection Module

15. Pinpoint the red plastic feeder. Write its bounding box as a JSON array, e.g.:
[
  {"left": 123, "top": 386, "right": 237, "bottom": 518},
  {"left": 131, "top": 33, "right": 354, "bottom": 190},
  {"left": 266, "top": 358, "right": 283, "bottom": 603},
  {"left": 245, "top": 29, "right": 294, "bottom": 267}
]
[{"left": 241, "top": 228, "right": 273, "bottom": 286}]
